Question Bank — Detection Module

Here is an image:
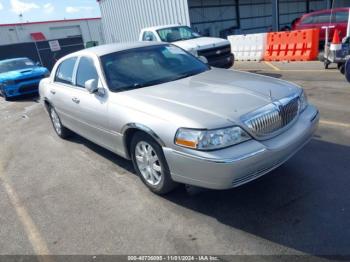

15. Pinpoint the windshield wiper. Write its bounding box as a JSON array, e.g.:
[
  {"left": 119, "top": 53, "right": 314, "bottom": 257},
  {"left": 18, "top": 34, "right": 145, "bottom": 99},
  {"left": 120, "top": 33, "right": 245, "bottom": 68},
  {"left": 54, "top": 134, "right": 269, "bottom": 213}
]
[
  {"left": 172, "top": 72, "right": 200, "bottom": 81},
  {"left": 118, "top": 83, "right": 146, "bottom": 91}
]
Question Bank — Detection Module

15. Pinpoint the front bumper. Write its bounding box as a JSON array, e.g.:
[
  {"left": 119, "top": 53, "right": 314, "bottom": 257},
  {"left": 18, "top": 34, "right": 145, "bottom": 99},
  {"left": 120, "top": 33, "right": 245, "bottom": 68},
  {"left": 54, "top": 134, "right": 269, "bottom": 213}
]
[
  {"left": 208, "top": 53, "right": 234, "bottom": 69},
  {"left": 2, "top": 80, "right": 41, "bottom": 98},
  {"left": 163, "top": 105, "right": 319, "bottom": 190}
]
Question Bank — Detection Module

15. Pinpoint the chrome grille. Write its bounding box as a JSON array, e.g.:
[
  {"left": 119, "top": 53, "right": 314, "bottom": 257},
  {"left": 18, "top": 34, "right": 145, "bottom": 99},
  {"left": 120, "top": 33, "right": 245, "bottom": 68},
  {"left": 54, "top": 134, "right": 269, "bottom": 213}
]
[{"left": 242, "top": 95, "right": 300, "bottom": 138}]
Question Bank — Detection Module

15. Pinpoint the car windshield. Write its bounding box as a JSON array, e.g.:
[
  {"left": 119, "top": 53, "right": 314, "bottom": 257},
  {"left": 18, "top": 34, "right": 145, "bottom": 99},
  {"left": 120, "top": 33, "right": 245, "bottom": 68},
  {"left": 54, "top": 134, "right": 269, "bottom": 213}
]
[
  {"left": 157, "top": 26, "right": 200, "bottom": 42},
  {"left": 0, "top": 58, "right": 35, "bottom": 73},
  {"left": 101, "top": 45, "right": 209, "bottom": 92}
]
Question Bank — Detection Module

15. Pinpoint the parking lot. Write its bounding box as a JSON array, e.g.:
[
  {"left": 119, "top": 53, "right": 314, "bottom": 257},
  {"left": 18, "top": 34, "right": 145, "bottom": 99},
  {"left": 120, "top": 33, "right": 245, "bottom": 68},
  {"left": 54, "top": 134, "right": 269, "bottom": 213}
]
[{"left": 0, "top": 61, "right": 350, "bottom": 257}]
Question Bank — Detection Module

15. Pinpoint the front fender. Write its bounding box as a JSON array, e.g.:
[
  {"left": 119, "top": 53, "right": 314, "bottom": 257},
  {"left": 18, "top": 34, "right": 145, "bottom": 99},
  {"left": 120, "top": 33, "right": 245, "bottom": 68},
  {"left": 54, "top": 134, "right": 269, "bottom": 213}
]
[{"left": 122, "top": 122, "right": 166, "bottom": 145}]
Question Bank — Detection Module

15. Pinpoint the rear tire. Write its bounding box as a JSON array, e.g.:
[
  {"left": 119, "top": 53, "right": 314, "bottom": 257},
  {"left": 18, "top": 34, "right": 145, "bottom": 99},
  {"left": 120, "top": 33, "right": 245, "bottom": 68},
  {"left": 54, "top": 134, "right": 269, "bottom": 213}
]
[
  {"left": 49, "top": 106, "right": 71, "bottom": 139},
  {"left": 130, "top": 132, "right": 178, "bottom": 195}
]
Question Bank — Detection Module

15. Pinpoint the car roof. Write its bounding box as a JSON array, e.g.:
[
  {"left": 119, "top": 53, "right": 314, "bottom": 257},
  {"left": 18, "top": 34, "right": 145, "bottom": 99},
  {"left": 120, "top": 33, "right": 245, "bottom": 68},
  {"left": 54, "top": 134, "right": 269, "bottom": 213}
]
[
  {"left": 65, "top": 41, "right": 167, "bottom": 58},
  {"left": 0, "top": 57, "right": 29, "bottom": 63},
  {"left": 142, "top": 24, "right": 186, "bottom": 31},
  {"left": 303, "top": 7, "right": 349, "bottom": 17}
]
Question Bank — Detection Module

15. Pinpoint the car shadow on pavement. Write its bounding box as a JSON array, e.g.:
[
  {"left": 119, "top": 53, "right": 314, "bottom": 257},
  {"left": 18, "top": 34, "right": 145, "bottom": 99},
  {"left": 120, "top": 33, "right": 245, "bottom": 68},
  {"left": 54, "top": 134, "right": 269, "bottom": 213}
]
[
  {"left": 163, "top": 138, "right": 350, "bottom": 256},
  {"left": 67, "top": 133, "right": 135, "bottom": 173},
  {"left": 65, "top": 133, "right": 350, "bottom": 255}
]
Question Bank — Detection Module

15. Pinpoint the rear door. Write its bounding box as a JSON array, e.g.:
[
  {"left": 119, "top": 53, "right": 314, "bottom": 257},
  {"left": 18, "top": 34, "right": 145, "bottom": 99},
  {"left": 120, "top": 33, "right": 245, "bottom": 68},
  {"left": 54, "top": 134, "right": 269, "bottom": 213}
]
[
  {"left": 50, "top": 57, "right": 79, "bottom": 129},
  {"left": 298, "top": 12, "right": 331, "bottom": 41},
  {"left": 67, "top": 56, "right": 115, "bottom": 151}
]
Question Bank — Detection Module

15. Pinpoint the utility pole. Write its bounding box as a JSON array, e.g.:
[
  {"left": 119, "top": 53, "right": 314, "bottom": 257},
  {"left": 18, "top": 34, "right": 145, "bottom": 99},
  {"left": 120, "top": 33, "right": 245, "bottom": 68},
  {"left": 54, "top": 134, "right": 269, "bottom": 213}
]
[{"left": 271, "top": 0, "right": 279, "bottom": 31}]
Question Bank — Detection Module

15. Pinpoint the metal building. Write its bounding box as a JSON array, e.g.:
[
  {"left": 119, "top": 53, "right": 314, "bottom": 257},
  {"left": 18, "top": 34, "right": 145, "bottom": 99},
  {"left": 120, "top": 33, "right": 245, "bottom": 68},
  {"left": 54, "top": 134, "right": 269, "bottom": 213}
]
[
  {"left": 0, "top": 18, "right": 104, "bottom": 46},
  {"left": 98, "top": 0, "right": 350, "bottom": 43}
]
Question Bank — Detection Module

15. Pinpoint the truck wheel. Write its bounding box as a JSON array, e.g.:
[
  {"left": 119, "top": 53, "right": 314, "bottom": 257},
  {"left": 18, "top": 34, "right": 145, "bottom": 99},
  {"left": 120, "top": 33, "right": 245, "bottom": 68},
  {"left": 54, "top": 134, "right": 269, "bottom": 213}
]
[
  {"left": 318, "top": 51, "right": 325, "bottom": 62},
  {"left": 324, "top": 60, "right": 330, "bottom": 69},
  {"left": 345, "top": 59, "right": 350, "bottom": 82},
  {"left": 130, "top": 132, "right": 178, "bottom": 195},
  {"left": 49, "top": 106, "right": 71, "bottom": 139},
  {"left": 338, "top": 63, "right": 345, "bottom": 74}
]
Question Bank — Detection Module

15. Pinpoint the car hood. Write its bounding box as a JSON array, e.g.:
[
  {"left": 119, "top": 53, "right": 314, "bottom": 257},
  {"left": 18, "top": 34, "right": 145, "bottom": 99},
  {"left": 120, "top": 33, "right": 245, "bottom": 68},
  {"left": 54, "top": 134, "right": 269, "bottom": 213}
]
[
  {"left": 0, "top": 67, "right": 48, "bottom": 82},
  {"left": 172, "top": 37, "right": 230, "bottom": 51},
  {"left": 116, "top": 68, "right": 301, "bottom": 129}
]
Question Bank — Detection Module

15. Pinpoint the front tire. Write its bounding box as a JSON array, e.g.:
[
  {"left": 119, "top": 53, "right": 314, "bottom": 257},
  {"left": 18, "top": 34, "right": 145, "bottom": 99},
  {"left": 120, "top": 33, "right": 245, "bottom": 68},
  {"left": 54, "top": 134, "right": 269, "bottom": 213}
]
[
  {"left": 130, "top": 132, "right": 178, "bottom": 195},
  {"left": 1, "top": 88, "right": 9, "bottom": 101},
  {"left": 49, "top": 106, "right": 71, "bottom": 139}
]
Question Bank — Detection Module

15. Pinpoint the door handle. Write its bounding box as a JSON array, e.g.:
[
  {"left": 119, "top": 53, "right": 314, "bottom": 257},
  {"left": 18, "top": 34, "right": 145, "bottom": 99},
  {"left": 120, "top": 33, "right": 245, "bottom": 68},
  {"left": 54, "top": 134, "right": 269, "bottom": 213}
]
[
  {"left": 50, "top": 90, "right": 56, "bottom": 95},
  {"left": 72, "top": 97, "right": 80, "bottom": 104}
]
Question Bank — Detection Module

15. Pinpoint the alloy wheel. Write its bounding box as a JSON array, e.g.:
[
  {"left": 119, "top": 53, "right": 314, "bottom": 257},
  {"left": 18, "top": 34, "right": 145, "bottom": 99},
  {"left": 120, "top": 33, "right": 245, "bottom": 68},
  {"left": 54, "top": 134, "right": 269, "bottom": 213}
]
[
  {"left": 135, "top": 141, "right": 162, "bottom": 186},
  {"left": 50, "top": 108, "right": 62, "bottom": 135}
]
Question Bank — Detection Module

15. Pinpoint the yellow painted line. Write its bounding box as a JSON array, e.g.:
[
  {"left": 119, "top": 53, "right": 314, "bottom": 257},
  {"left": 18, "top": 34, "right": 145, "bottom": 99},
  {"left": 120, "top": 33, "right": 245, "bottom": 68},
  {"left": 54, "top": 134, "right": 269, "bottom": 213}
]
[
  {"left": 237, "top": 68, "right": 336, "bottom": 72},
  {"left": 0, "top": 162, "right": 53, "bottom": 262},
  {"left": 264, "top": 61, "right": 281, "bottom": 71},
  {"left": 277, "top": 70, "right": 334, "bottom": 72},
  {"left": 320, "top": 120, "right": 350, "bottom": 128}
]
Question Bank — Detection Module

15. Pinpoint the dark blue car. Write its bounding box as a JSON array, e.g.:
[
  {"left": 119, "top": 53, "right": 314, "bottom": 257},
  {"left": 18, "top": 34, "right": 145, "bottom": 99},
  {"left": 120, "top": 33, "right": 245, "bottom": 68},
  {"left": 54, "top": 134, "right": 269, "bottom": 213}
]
[{"left": 0, "top": 57, "right": 49, "bottom": 101}]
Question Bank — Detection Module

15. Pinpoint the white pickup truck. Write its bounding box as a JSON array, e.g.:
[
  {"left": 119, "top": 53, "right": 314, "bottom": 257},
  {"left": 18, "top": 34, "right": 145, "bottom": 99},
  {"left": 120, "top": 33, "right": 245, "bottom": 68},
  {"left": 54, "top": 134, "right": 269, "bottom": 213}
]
[{"left": 139, "top": 25, "right": 234, "bottom": 68}]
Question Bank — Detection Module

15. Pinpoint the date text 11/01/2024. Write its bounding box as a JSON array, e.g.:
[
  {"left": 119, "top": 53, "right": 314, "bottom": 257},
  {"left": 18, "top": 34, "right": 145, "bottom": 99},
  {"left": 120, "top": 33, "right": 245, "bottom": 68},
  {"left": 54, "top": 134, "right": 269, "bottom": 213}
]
[{"left": 127, "top": 256, "right": 220, "bottom": 261}]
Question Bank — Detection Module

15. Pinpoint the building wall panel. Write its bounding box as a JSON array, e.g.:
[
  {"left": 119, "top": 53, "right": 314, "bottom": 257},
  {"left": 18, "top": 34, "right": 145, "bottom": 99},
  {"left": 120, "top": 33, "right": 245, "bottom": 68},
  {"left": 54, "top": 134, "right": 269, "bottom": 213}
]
[
  {"left": 0, "top": 19, "right": 103, "bottom": 46},
  {"left": 98, "top": 0, "right": 350, "bottom": 41},
  {"left": 239, "top": 0, "right": 272, "bottom": 33},
  {"left": 99, "top": 0, "right": 190, "bottom": 43},
  {"left": 188, "top": 0, "right": 238, "bottom": 37}
]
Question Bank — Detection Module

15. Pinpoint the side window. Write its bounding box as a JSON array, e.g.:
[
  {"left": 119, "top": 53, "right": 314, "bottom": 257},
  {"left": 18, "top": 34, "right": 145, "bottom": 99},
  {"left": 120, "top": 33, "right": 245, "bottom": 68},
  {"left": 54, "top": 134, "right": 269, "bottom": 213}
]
[
  {"left": 179, "top": 27, "right": 192, "bottom": 38},
  {"left": 55, "top": 57, "right": 77, "bottom": 85},
  {"left": 76, "top": 57, "right": 99, "bottom": 88},
  {"left": 313, "top": 13, "right": 331, "bottom": 23},
  {"left": 143, "top": 31, "right": 157, "bottom": 41},
  {"left": 335, "top": 11, "right": 349, "bottom": 22},
  {"left": 301, "top": 16, "right": 314, "bottom": 25}
]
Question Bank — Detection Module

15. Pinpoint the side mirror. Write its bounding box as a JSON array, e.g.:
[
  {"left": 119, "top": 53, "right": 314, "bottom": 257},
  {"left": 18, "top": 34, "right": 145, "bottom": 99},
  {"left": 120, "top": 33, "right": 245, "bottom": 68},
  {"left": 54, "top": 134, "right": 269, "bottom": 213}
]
[
  {"left": 145, "top": 36, "right": 152, "bottom": 41},
  {"left": 36, "top": 62, "right": 41, "bottom": 66},
  {"left": 198, "top": 56, "right": 208, "bottom": 64},
  {"left": 85, "top": 79, "right": 98, "bottom": 94}
]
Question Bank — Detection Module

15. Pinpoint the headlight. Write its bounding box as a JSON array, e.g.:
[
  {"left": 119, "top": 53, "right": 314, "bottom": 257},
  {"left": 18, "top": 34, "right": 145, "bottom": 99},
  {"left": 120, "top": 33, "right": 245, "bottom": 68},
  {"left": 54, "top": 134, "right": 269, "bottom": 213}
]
[
  {"left": 299, "top": 90, "right": 308, "bottom": 112},
  {"left": 175, "top": 126, "right": 251, "bottom": 150}
]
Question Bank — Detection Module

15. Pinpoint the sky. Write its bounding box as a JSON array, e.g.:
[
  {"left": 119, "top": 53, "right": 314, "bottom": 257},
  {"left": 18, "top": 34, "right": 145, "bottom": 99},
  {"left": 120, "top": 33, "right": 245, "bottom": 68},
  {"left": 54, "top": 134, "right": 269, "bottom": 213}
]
[{"left": 0, "top": 0, "right": 101, "bottom": 24}]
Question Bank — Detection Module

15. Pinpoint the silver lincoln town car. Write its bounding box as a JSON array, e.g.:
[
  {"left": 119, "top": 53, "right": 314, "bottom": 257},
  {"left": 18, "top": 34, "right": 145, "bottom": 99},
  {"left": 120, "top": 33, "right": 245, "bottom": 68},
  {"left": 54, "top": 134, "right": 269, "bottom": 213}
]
[{"left": 39, "top": 42, "right": 319, "bottom": 194}]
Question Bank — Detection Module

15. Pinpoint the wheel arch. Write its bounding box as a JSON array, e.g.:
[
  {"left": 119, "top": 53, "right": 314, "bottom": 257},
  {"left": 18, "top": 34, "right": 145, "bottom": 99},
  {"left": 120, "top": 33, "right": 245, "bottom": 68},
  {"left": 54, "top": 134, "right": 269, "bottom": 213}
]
[
  {"left": 122, "top": 123, "right": 165, "bottom": 159},
  {"left": 43, "top": 98, "right": 52, "bottom": 112}
]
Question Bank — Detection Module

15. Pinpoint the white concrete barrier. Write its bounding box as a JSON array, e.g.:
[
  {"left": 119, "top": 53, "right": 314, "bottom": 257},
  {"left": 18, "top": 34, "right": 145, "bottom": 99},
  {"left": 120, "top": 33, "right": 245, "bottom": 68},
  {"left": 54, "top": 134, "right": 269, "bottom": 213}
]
[{"left": 228, "top": 33, "right": 267, "bottom": 61}]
